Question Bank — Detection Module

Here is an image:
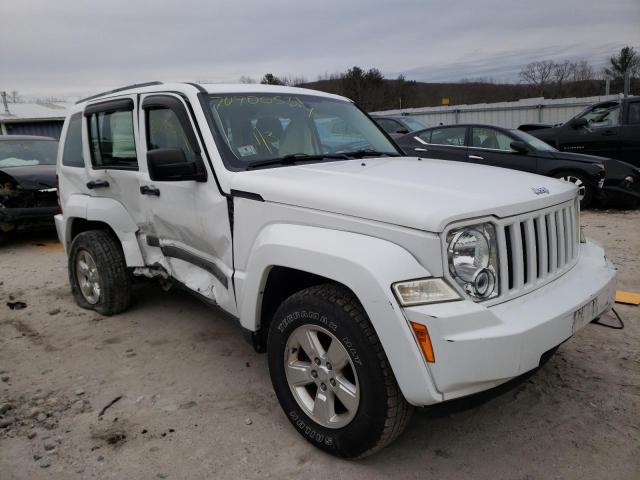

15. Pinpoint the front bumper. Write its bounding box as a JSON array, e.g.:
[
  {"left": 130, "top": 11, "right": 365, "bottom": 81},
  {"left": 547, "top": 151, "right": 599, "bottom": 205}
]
[
  {"left": 403, "top": 239, "right": 616, "bottom": 404},
  {"left": 0, "top": 206, "right": 59, "bottom": 223}
]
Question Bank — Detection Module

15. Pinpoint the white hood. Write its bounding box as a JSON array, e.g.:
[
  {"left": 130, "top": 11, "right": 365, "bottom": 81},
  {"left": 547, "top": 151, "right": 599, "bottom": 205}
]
[{"left": 230, "top": 157, "right": 577, "bottom": 232}]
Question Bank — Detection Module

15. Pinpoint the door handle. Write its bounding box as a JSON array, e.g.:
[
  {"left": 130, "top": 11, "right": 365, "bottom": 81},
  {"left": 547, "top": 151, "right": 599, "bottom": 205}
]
[
  {"left": 86, "top": 180, "right": 110, "bottom": 189},
  {"left": 140, "top": 185, "right": 161, "bottom": 197},
  {"left": 414, "top": 147, "right": 429, "bottom": 152},
  {"left": 602, "top": 130, "right": 617, "bottom": 136},
  {"left": 468, "top": 155, "right": 484, "bottom": 160}
]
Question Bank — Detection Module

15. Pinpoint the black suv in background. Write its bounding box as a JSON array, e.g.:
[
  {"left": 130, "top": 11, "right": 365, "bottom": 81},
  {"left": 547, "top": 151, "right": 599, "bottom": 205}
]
[
  {"left": 521, "top": 97, "right": 640, "bottom": 167},
  {"left": 396, "top": 124, "right": 640, "bottom": 208}
]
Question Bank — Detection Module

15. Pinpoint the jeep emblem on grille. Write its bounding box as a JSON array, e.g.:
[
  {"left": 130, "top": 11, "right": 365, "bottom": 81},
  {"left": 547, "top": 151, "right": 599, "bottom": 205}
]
[{"left": 532, "top": 187, "right": 550, "bottom": 195}]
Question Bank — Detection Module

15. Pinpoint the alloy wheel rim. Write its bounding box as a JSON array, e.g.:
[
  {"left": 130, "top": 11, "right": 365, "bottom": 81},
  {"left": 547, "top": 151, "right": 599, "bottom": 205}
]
[
  {"left": 561, "top": 175, "right": 585, "bottom": 200},
  {"left": 75, "top": 250, "right": 101, "bottom": 304},
  {"left": 284, "top": 324, "right": 360, "bottom": 429}
]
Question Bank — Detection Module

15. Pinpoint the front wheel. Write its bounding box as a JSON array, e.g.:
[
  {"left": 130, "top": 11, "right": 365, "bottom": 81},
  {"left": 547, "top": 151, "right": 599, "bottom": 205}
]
[
  {"left": 267, "top": 284, "right": 413, "bottom": 458},
  {"left": 554, "top": 171, "right": 594, "bottom": 209}
]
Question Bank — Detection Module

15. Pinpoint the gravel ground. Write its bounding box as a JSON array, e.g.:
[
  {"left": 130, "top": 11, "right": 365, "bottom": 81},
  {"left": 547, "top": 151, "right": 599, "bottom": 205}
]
[{"left": 0, "top": 209, "right": 639, "bottom": 479}]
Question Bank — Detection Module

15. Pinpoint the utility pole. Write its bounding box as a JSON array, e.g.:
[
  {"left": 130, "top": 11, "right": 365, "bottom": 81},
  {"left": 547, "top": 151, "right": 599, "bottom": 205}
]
[
  {"left": 1, "top": 91, "right": 9, "bottom": 114},
  {"left": 605, "top": 79, "right": 610, "bottom": 96},
  {"left": 623, "top": 71, "right": 630, "bottom": 98}
]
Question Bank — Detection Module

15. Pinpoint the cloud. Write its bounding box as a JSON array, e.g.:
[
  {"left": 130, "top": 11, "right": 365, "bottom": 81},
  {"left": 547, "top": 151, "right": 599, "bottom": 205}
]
[{"left": 0, "top": 0, "right": 638, "bottom": 97}]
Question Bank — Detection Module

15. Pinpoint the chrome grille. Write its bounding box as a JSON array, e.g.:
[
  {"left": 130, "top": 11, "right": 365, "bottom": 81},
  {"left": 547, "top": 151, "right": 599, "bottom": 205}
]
[{"left": 497, "top": 201, "right": 579, "bottom": 299}]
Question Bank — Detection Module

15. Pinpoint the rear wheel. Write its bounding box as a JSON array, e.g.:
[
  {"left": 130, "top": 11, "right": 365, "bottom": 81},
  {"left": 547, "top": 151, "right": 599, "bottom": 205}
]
[
  {"left": 554, "top": 171, "right": 593, "bottom": 208},
  {"left": 267, "top": 284, "right": 413, "bottom": 458},
  {"left": 68, "top": 230, "right": 131, "bottom": 315}
]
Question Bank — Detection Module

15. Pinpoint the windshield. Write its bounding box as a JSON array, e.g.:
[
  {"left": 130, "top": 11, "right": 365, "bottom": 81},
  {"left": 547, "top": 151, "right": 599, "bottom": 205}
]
[
  {"left": 0, "top": 140, "right": 58, "bottom": 167},
  {"left": 509, "top": 130, "right": 557, "bottom": 152},
  {"left": 401, "top": 117, "right": 427, "bottom": 131},
  {"left": 207, "top": 93, "right": 399, "bottom": 169}
]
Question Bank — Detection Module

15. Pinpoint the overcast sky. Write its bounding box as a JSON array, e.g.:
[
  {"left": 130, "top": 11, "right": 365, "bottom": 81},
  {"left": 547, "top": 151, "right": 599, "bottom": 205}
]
[{"left": 1, "top": 0, "right": 639, "bottom": 99}]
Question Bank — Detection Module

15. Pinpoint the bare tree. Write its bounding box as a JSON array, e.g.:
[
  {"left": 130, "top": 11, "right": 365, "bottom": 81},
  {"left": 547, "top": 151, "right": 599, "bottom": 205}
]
[
  {"left": 239, "top": 75, "right": 256, "bottom": 84},
  {"left": 9, "top": 90, "right": 21, "bottom": 103},
  {"left": 519, "top": 60, "right": 555, "bottom": 95},
  {"left": 551, "top": 60, "right": 573, "bottom": 96},
  {"left": 281, "top": 75, "right": 308, "bottom": 87},
  {"left": 570, "top": 60, "right": 595, "bottom": 82}
]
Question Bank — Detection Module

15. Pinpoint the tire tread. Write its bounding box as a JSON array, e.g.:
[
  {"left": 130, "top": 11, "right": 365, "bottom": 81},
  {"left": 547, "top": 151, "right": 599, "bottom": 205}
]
[{"left": 285, "top": 283, "right": 413, "bottom": 458}]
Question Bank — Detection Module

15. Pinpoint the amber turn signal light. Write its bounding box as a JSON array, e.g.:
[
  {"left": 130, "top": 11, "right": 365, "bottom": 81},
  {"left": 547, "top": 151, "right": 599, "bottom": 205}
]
[{"left": 410, "top": 321, "right": 435, "bottom": 363}]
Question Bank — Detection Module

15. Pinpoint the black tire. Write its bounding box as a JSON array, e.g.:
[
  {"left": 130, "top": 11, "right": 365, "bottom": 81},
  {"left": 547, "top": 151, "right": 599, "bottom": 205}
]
[
  {"left": 68, "top": 230, "right": 131, "bottom": 315},
  {"left": 267, "top": 284, "right": 413, "bottom": 458},
  {"left": 553, "top": 171, "right": 594, "bottom": 209}
]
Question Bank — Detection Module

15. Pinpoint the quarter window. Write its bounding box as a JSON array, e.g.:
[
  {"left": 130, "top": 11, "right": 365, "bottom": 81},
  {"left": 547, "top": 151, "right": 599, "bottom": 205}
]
[
  {"left": 87, "top": 109, "right": 137, "bottom": 169},
  {"left": 430, "top": 127, "right": 466, "bottom": 146},
  {"left": 416, "top": 130, "right": 431, "bottom": 143},
  {"left": 471, "top": 127, "right": 513, "bottom": 151},
  {"left": 376, "top": 118, "right": 403, "bottom": 134},
  {"left": 62, "top": 113, "right": 84, "bottom": 167}
]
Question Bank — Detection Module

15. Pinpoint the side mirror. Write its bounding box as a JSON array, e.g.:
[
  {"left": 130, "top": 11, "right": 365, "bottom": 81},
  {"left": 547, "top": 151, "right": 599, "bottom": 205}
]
[
  {"left": 147, "top": 149, "right": 206, "bottom": 182},
  {"left": 396, "top": 128, "right": 410, "bottom": 135},
  {"left": 570, "top": 117, "right": 588, "bottom": 129},
  {"left": 510, "top": 141, "right": 530, "bottom": 154}
]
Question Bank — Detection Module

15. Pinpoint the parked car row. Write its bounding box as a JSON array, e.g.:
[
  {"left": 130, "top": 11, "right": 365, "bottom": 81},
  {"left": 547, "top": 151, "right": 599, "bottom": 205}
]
[
  {"left": 0, "top": 96, "right": 637, "bottom": 246},
  {"left": 395, "top": 123, "right": 640, "bottom": 208}
]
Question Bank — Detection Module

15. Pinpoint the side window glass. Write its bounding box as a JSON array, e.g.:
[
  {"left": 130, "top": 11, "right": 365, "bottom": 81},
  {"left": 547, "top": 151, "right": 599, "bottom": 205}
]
[
  {"left": 430, "top": 127, "right": 466, "bottom": 146},
  {"left": 62, "top": 113, "right": 84, "bottom": 167},
  {"left": 416, "top": 130, "right": 431, "bottom": 143},
  {"left": 87, "top": 109, "right": 137, "bottom": 169},
  {"left": 376, "top": 119, "right": 399, "bottom": 133},
  {"left": 578, "top": 103, "right": 620, "bottom": 128},
  {"left": 627, "top": 102, "right": 640, "bottom": 124},
  {"left": 147, "top": 107, "right": 196, "bottom": 162},
  {"left": 471, "top": 127, "right": 513, "bottom": 151}
]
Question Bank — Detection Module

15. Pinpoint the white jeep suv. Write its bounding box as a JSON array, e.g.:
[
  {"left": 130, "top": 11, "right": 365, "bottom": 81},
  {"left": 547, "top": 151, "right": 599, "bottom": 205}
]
[{"left": 55, "top": 82, "right": 616, "bottom": 458}]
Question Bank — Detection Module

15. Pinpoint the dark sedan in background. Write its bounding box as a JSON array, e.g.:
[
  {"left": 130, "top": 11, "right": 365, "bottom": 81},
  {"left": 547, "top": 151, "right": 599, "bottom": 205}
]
[
  {"left": 396, "top": 124, "right": 640, "bottom": 208},
  {"left": 0, "top": 135, "right": 59, "bottom": 243},
  {"left": 373, "top": 115, "right": 428, "bottom": 138}
]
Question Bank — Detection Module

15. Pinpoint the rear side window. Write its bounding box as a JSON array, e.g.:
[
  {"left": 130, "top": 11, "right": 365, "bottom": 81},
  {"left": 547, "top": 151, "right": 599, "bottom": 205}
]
[
  {"left": 87, "top": 107, "right": 137, "bottom": 169},
  {"left": 62, "top": 113, "right": 84, "bottom": 167},
  {"left": 416, "top": 130, "right": 431, "bottom": 143},
  {"left": 376, "top": 118, "right": 402, "bottom": 134},
  {"left": 430, "top": 127, "right": 466, "bottom": 146}
]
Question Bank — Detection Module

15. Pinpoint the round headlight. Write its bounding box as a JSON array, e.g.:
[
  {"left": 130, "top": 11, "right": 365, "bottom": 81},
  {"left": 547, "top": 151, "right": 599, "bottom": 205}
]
[
  {"left": 469, "top": 268, "right": 496, "bottom": 298},
  {"left": 448, "top": 229, "right": 490, "bottom": 283}
]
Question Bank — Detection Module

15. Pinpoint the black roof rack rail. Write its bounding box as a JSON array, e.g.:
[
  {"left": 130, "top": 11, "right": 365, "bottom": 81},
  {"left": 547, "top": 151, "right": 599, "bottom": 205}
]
[{"left": 76, "top": 81, "right": 163, "bottom": 104}]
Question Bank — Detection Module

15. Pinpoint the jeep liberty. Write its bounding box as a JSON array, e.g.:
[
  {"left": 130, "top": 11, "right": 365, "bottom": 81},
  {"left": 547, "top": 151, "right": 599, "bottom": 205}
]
[{"left": 55, "top": 82, "right": 617, "bottom": 457}]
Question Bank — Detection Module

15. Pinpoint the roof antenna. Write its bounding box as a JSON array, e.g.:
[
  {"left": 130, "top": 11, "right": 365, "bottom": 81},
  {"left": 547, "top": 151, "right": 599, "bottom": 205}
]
[{"left": 0, "top": 91, "right": 9, "bottom": 114}]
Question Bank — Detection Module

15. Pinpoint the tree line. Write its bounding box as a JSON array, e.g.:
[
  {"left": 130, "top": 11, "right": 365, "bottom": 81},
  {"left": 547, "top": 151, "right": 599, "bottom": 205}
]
[{"left": 246, "top": 45, "right": 638, "bottom": 111}]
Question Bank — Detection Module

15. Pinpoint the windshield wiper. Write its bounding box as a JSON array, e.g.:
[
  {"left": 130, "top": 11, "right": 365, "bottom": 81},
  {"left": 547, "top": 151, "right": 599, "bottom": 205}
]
[
  {"left": 337, "top": 149, "right": 400, "bottom": 158},
  {"left": 246, "top": 153, "right": 349, "bottom": 170}
]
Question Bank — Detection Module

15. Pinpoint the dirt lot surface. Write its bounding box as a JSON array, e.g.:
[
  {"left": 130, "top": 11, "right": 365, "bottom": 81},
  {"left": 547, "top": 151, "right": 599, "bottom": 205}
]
[{"left": 1, "top": 210, "right": 639, "bottom": 479}]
